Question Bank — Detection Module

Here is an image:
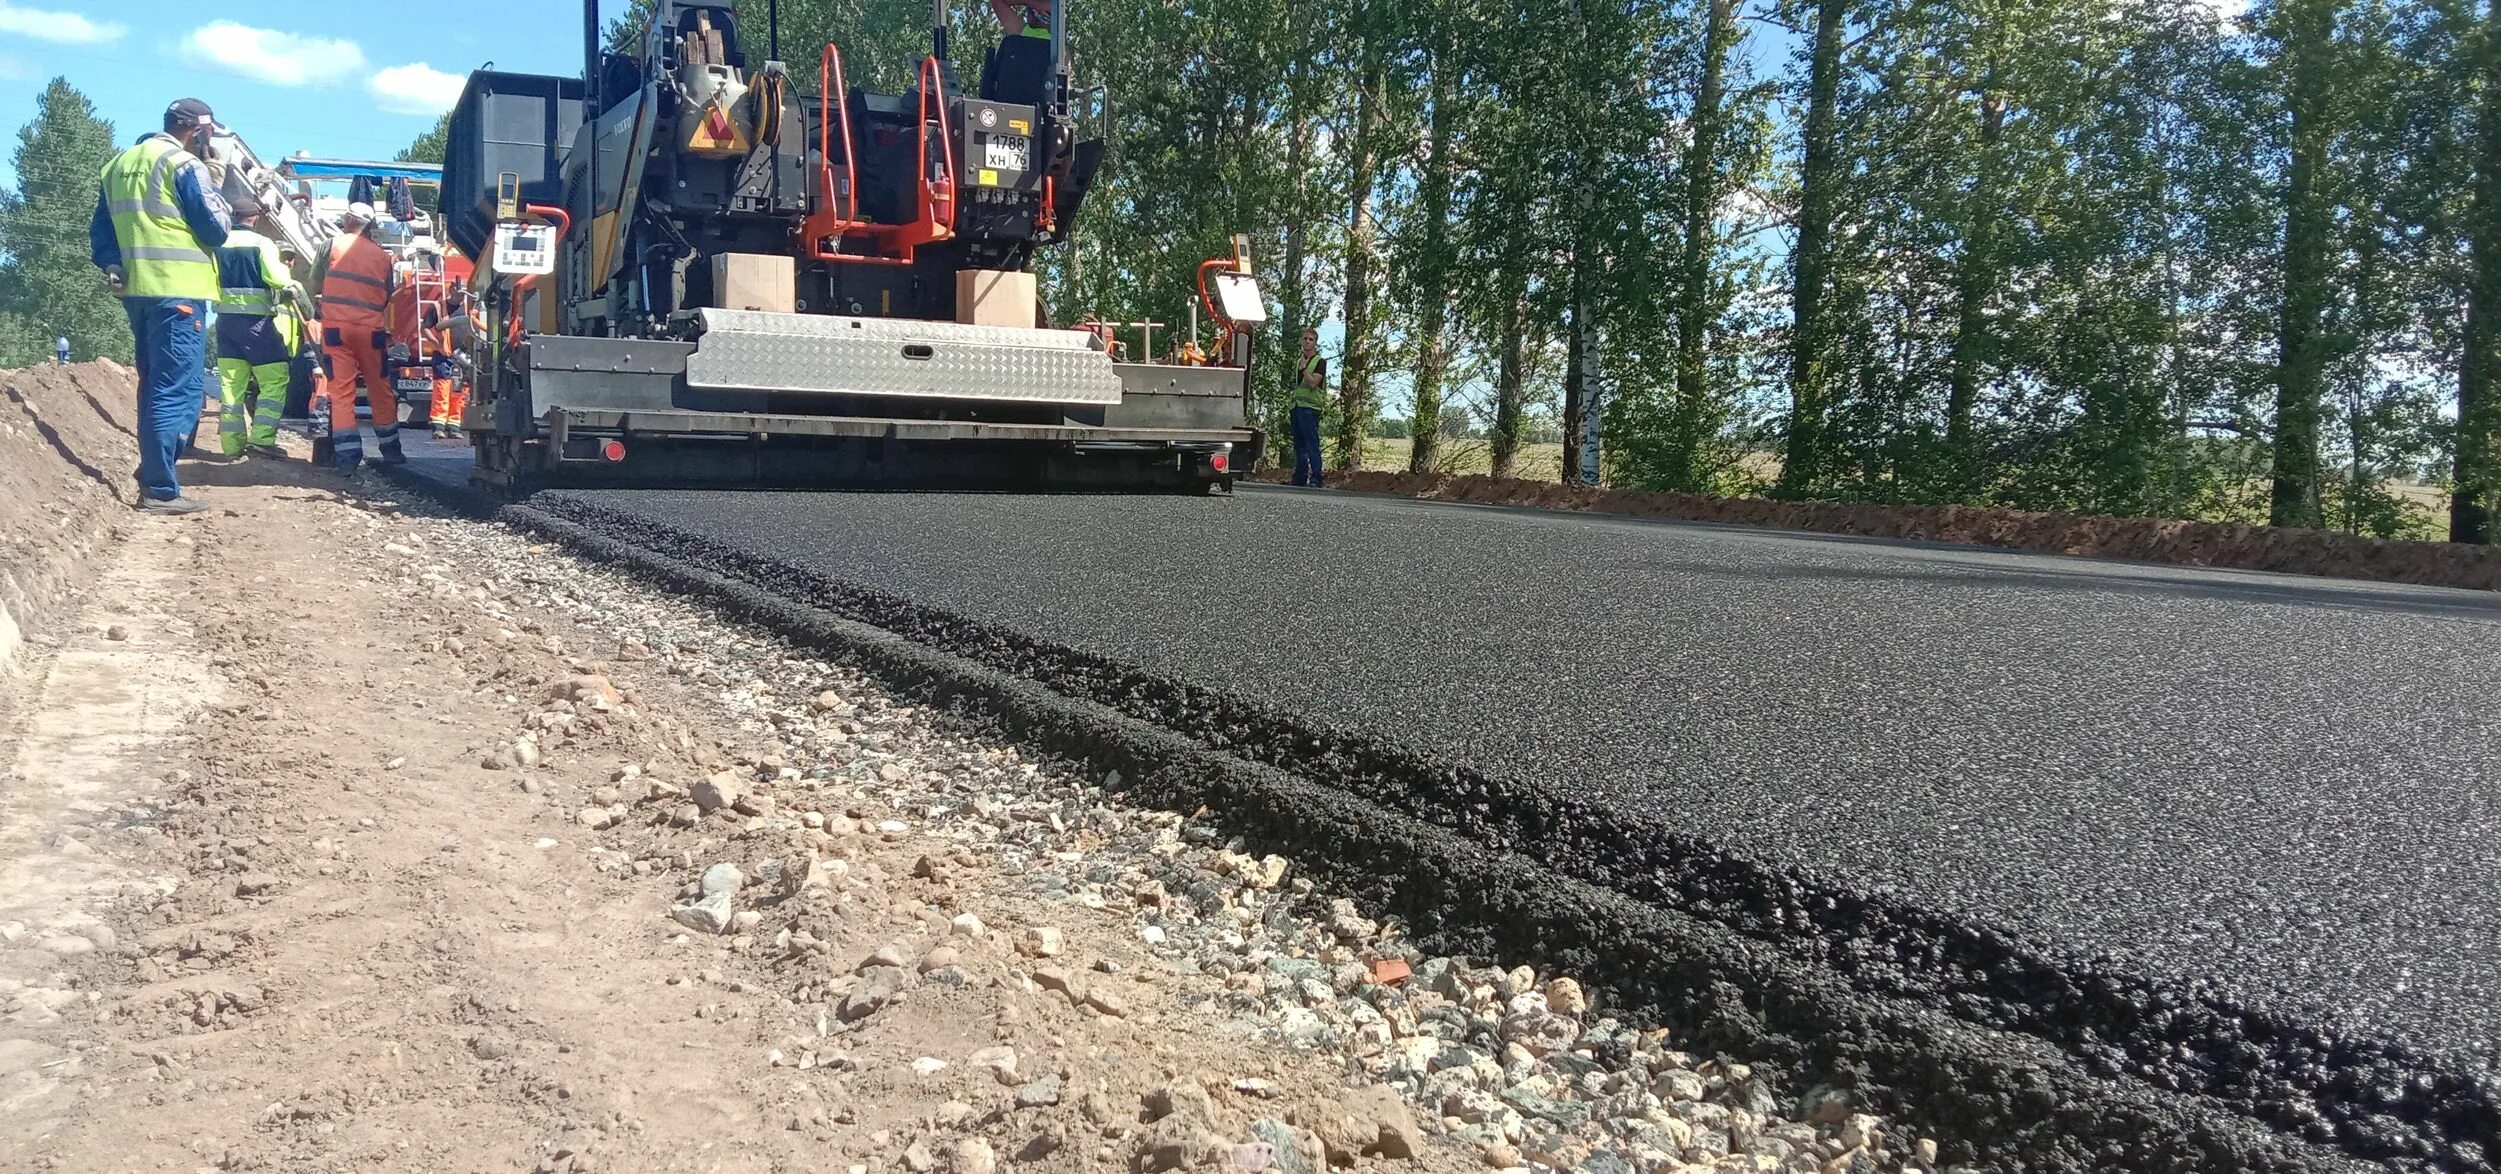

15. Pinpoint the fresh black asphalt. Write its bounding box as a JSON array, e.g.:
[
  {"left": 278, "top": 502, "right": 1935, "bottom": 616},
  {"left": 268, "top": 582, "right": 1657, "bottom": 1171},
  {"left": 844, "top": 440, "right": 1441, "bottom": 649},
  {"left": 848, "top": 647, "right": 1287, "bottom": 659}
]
[{"left": 397, "top": 444, "right": 2500, "bottom": 1169}]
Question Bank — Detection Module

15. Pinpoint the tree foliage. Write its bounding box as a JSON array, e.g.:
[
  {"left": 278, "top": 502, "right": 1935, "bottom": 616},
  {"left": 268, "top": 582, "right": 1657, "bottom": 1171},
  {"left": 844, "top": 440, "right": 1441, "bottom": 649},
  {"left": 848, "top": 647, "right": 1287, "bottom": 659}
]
[
  {"left": 0, "top": 78, "right": 129, "bottom": 365},
  {"left": 397, "top": 112, "right": 453, "bottom": 164}
]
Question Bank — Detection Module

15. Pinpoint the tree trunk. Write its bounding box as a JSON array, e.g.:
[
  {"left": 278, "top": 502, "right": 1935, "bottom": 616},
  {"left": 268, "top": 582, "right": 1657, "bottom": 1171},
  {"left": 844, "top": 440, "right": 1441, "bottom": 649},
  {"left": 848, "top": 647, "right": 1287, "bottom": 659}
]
[
  {"left": 1335, "top": 49, "right": 1385, "bottom": 472},
  {"left": 2457, "top": 2, "right": 2501, "bottom": 544},
  {"left": 1408, "top": 22, "right": 1457, "bottom": 474},
  {"left": 1272, "top": 64, "right": 1317, "bottom": 469},
  {"left": 1944, "top": 89, "right": 2006, "bottom": 501},
  {"left": 1779, "top": 0, "right": 1849, "bottom": 499},
  {"left": 1563, "top": 288, "right": 1589, "bottom": 483},
  {"left": 2339, "top": 143, "right": 2388, "bottom": 535},
  {"left": 1492, "top": 276, "right": 1528, "bottom": 478},
  {"left": 2271, "top": 0, "right": 2333, "bottom": 530},
  {"left": 1671, "top": 0, "right": 1735, "bottom": 491}
]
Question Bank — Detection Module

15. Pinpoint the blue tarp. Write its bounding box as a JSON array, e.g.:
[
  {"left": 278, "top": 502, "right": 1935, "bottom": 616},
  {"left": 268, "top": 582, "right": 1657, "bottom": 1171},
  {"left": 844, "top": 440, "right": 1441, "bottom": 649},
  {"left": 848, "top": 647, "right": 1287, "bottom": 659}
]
[{"left": 279, "top": 158, "right": 443, "bottom": 182}]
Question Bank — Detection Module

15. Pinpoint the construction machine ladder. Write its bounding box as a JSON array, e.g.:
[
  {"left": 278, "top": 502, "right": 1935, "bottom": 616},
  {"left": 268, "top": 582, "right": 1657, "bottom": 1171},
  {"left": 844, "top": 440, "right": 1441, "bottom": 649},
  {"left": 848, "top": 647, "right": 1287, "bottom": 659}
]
[{"left": 201, "top": 128, "right": 331, "bottom": 274}]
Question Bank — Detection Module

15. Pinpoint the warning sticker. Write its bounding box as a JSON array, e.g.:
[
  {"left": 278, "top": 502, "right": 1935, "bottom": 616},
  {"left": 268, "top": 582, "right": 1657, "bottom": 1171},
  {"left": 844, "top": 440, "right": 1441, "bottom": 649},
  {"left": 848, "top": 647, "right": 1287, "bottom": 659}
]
[
  {"left": 977, "top": 168, "right": 1000, "bottom": 187},
  {"left": 1009, "top": 118, "right": 1030, "bottom": 134}
]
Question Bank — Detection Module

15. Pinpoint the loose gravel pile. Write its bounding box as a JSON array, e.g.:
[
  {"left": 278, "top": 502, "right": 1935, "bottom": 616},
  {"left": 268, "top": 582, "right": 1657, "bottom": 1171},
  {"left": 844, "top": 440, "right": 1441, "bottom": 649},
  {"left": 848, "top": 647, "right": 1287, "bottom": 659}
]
[{"left": 367, "top": 496, "right": 1935, "bottom": 1174}]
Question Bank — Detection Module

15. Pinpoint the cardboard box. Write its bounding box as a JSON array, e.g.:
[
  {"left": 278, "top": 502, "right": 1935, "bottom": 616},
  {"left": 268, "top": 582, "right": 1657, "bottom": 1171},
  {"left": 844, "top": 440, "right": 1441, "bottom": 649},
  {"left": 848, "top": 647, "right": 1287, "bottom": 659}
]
[
  {"left": 711, "top": 252, "right": 795, "bottom": 313},
  {"left": 956, "top": 269, "right": 1037, "bottom": 328}
]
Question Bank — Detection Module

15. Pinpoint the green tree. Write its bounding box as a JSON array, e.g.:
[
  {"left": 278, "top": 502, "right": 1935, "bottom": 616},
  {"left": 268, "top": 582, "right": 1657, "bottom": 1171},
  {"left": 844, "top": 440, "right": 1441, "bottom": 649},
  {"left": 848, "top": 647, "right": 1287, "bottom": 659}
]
[
  {"left": 397, "top": 112, "right": 453, "bottom": 164},
  {"left": 2457, "top": 0, "right": 2501, "bottom": 542},
  {"left": 1399, "top": 2, "right": 1460, "bottom": 473},
  {"left": 1778, "top": 0, "right": 1852, "bottom": 498},
  {"left": 2266, "top": 0, "right": 2339, "bottom": 529},
  {"left": 0, "top": 77, "right": 129, "bottom": 366}
]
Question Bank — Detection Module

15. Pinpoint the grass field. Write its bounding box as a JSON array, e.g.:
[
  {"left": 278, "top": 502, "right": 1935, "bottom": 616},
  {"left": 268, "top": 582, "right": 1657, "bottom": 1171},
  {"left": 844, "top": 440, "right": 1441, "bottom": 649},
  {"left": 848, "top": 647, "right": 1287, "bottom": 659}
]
[{"left": 1347, "top": 437, "right": 1566, "bottom": 481}]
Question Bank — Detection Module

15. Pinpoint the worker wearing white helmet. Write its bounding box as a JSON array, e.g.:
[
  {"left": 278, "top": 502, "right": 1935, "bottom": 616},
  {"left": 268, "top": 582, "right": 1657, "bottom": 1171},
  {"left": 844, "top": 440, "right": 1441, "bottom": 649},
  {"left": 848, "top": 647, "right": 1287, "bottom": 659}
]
[{"left": 310, "top": 199, "right": 403, "bottom": 470}]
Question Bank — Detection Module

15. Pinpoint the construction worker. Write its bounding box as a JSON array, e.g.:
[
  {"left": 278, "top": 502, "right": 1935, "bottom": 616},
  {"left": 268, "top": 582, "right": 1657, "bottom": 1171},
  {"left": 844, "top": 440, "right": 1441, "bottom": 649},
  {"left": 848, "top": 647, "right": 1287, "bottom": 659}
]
[
  {"left": 53, "top": 333, "right": 68, "bottom": 365},
  {"left": 211, "top": 225, "right": 303, "bottom": 458},
  {"left": 427, "top": 286, "right": 471, "bottom": 439},
  {"left": 91, "top": 97, "right": 231, "bottom": 516},
  {"left": 989, "top": 0, "right": 1052, "bottom": 37},
  {"left": 1290, "top": 328, "right": 1327, "bottom": 488},
  {"left": 312, "top": 201, "right": 402, "bottom": 470}
]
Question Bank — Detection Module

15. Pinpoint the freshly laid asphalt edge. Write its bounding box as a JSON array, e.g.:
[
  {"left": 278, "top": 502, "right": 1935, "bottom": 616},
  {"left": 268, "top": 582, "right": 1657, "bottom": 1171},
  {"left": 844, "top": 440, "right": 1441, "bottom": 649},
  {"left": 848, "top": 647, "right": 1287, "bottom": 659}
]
[
  {"left": 513, "top": 490, "right": 2494, "bottom": 1174},
  {"left": 456, "top": 488, "right": 2375, "bottom": 1174}
]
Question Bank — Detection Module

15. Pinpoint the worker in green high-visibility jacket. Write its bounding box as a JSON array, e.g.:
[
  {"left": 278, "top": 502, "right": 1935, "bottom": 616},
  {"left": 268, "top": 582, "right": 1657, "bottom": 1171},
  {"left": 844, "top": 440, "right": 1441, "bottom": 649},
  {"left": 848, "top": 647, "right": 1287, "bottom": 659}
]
[
  {"left": 211, "top": 226, "right": 304, "bottom": 459},
  {"left": 1290, "top": 328, "right": 1328, "bottom": 488},
  {"left": 91, "top": 97, "right": 232, "bottom": 515}
]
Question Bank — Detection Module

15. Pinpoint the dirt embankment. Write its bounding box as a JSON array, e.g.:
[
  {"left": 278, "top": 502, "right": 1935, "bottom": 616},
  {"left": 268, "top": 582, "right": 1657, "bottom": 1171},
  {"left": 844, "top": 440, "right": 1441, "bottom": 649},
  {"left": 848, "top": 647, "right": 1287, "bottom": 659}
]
[
  {"left": 0, "top": 361, "right": 141, "bottom": 676},
  {"left": 1259, "top": 469, "right": 2501, "bottom": 590}
]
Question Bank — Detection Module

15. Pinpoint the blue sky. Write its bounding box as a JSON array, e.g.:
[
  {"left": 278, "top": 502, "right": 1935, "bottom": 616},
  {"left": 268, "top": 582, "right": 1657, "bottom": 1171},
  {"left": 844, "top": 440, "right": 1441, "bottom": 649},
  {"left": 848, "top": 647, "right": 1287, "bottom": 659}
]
[{"left": 0, "top": 1, "right": 615, "bottom": 185}]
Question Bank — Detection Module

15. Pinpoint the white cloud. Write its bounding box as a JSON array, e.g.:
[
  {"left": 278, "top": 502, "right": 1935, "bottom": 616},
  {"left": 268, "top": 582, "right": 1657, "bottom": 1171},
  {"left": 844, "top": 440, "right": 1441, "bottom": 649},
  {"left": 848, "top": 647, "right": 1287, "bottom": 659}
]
[
  {"left": 0, "top": 2, "right": 125, "bottom": 45},
  {"left": 180, "top": 21, "right": 366, "bottom": 87},
  {"left": 369, "top": 62, "right": 464, "bottom": 116}
]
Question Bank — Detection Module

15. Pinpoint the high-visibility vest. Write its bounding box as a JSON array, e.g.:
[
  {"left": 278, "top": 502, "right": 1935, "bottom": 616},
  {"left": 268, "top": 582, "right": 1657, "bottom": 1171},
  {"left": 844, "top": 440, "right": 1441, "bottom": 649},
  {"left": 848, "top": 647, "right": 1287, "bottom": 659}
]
[
  {"left": 321, "top": 233, "right": 392, "bottom": 331},
  {"left": 99, "top": 134, "right": 217, "bottom": 300},
  {"left": 1017, "top": 21, "right": 1051, "bottom": 38},
  {"left": 213, "top": 228, "right": 285, "bottom": 317},
  {"left": 222, "top": 227, "right": 303, "bottom": 353},
  {"left": 1291, "top": 354, "right": 1328, "bottom": 411}
]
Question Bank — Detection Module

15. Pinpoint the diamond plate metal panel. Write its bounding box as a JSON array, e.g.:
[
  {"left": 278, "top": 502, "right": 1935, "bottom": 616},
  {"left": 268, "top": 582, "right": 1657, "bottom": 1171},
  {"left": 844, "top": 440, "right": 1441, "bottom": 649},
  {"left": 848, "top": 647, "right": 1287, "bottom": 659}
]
[{"left": 685, "top": 309, "right": 1124, "bottom": 405}]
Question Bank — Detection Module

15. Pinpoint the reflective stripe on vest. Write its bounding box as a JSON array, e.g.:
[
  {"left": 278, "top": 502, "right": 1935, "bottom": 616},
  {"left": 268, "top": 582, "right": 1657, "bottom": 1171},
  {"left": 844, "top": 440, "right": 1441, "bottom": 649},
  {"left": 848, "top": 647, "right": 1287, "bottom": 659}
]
[
  {"left": 101, "top": 136, "right": 216, "bottom": 300},
  {"left": 322, "top": 236, "right": 392, "bottom": 328},
  {"left": 215, "top": 229, "right": 286, "bottom": 315}
]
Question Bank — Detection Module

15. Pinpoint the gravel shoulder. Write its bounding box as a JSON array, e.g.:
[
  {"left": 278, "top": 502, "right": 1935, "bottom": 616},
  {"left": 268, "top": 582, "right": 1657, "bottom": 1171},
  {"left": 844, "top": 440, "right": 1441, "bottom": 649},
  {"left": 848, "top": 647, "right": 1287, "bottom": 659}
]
[{"left": 0, "top": 371, "right": 1928, "bottom": 1174}]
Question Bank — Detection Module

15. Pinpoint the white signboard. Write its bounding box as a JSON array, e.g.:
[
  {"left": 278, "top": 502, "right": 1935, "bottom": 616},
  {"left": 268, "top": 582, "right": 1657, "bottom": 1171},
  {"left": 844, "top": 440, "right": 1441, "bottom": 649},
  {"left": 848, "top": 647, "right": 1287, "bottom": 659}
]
[
  {"left": 493, "top": 222, "right": 558, "bottom": 276},
  {"left": 1211, "top": 271, "right": 1267, "bottom": 324}
]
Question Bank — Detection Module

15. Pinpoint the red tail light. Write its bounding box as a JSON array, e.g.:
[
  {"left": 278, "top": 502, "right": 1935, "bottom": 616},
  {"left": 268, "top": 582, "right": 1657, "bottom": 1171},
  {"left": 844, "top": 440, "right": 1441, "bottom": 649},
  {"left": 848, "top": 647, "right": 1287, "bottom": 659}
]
[
  {"left": 1210, "top": 451, "right": 1229, "bottom": 473},
  {"left": 600, "top": 440, "right": 627, "bottom": 463}
]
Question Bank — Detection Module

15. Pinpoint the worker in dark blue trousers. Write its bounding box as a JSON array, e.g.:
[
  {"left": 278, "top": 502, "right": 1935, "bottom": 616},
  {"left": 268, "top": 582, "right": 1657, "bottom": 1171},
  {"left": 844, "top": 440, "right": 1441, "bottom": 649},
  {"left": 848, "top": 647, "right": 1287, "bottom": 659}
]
[
  {"left": 1290, "top": 328, "right": 1327, "bottom": 487},
  {"left": 92, "top": 97, "right": 231, "bottom": 515}
]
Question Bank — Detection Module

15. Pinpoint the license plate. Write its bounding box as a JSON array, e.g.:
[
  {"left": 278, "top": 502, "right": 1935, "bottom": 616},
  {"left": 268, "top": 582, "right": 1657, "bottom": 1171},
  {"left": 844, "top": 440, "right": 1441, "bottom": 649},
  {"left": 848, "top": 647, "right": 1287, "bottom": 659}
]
[
  {"left": 396, "top": 378, "right": 431, "bottom": 393},
  {"left": 983, "top": 136, "right": 1029, "bottom": 171}
]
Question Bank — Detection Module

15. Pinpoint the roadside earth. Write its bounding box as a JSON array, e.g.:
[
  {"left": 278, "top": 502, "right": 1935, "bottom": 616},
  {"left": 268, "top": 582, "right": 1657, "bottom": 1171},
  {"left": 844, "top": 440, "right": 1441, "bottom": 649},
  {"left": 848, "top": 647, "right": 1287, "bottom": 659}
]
[{"left": 0, "top": 364, "right": 1929, "bottom": 1174}]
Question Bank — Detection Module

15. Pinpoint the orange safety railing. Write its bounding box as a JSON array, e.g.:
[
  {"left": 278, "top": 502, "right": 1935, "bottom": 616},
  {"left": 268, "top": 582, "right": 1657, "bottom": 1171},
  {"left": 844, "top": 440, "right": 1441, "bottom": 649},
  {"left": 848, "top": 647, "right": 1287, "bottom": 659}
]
[{"left": 801, "top": 45, "right": 956, "bottom": 266}]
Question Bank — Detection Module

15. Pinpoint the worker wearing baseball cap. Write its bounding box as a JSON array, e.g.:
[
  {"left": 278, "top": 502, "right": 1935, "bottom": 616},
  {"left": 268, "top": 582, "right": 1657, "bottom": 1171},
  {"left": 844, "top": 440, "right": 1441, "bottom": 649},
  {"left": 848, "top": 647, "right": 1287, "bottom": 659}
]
[
  {"left": 311, "top": 199, "right": 403, "bottom": 471},
  {"left": 90, "top": 96, "right": 232, "bottom": 514}
]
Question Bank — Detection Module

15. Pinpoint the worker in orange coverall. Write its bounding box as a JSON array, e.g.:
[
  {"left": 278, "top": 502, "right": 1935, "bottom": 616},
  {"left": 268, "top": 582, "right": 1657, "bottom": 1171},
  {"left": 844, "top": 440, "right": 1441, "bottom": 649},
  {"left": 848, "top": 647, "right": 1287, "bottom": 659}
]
[
  {"left": 312, "top": 200, "right": 400, "bottom": 470},
  {"left": 427, "top": 287, "right": 474, "bottom": 439}
]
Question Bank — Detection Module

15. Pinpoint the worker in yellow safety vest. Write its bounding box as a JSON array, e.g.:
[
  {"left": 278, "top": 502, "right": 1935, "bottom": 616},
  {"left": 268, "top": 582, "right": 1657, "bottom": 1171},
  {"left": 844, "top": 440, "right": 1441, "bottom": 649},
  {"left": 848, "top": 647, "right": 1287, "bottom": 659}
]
[
  {"left": 1289, "top": 329, "right": 1328, "bottom": 488},
  {"left": 211, "top": 225, "right": 304, "bottom": 459},
  {"left": 89, "top": 97, "right": 232, "bottom": 514}
]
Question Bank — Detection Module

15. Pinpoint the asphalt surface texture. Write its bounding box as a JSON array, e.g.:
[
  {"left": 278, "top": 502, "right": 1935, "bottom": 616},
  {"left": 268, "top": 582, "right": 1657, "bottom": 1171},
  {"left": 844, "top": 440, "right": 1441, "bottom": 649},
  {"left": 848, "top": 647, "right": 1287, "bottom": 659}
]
[{"left": 397, "top": 443, "right": 2500, "bottom": 1170}]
